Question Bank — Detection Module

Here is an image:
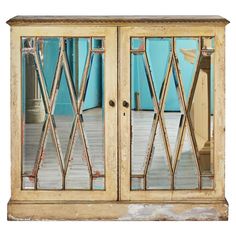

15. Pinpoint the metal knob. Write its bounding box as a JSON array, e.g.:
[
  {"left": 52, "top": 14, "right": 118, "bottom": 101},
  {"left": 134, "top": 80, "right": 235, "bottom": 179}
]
[
  {"left": 123, "top": 100, "right": 129, "bottom": 108},
  {"left": 109, "top": 100, "right": 115, "bottom": 107}
]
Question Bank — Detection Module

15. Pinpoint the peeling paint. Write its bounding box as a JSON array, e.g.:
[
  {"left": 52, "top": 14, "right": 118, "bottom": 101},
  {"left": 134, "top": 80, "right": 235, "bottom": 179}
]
[
  {"left": 8, "top": 214, "right": 32, "bottom": 221},
  {"left": 119, "top": 204, "right": 226, "bottom": 221},
  {"left": 8, "top": 201, "right": 228, "bottom": 221}
]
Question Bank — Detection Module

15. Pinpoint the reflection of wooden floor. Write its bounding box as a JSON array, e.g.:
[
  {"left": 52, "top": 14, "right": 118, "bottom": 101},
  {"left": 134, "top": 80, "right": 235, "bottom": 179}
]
[
  {"left": 132, "top": 111, "right": 213, "bottom": 190},
  {"left": 23, "top": 108, "right": 212, "bottom": 190},
  {"left": 23, "top": 108, "right": 105, "bottom": 190}
]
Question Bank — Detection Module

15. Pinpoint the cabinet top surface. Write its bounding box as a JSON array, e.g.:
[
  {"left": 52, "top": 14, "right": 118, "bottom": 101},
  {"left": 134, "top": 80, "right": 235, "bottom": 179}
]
[{"left": 7, "top": 15, "right": 229, "bottom": 26}]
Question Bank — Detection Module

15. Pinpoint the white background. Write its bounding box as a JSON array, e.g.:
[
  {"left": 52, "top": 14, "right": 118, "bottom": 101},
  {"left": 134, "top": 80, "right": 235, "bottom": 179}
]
[{"left": 0, "top": 0, "right": 235, "bottom": 235}]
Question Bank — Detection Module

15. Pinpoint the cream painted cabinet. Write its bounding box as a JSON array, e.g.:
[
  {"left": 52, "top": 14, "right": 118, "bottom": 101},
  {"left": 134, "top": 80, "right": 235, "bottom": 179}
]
[{"left": 7, "top": 16, "right": 229, "bottom": 220}]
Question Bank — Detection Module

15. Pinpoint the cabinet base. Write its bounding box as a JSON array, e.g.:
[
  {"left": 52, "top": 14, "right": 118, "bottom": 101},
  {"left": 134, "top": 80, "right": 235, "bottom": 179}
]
[{"left": 8, "top": 199, "right": 228, "bottom": 221}]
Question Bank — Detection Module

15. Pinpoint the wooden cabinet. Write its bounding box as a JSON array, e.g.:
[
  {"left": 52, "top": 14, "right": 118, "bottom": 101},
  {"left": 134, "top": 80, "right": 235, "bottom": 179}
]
[{"left": 7, "top": 15, "right": 229, "bottom": 220}]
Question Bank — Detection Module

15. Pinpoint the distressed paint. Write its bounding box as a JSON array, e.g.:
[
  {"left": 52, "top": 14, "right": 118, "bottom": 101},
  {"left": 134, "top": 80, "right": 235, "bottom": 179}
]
[
  {"left": 119, "top": 204, "right": 225, "bottom": 220},
  {"left": 8, "top": 201, "right": 228, "bottom": 221}
]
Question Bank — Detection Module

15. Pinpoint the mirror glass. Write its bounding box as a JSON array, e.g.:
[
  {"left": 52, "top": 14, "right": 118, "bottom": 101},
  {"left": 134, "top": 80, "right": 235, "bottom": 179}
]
[
  {"left": 130, "top": 37, "right": 215, "bottom": 190},
  {"left": 22, "top": 37, "right": 105, "bottom": 190}
]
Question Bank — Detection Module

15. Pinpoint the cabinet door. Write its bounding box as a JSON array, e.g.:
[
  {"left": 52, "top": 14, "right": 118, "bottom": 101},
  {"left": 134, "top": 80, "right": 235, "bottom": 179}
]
[
  {"left": 119, "top": 26, "right": 219, "bottom": 201},
  {"left": 12, "top": 26, "right": 117, "bottom": 200}
]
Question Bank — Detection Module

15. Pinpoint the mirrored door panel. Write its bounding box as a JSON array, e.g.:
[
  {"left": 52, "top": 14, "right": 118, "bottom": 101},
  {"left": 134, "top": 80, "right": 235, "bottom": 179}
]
[
  {"left": 130, "top": 36, "right": 215, "bottom": 191},
  {"left": 119, "top": 28, "right": 215, "bottom": 200},
  {"left": 21, "top": 28, "right": 117, "bottom": 199}
]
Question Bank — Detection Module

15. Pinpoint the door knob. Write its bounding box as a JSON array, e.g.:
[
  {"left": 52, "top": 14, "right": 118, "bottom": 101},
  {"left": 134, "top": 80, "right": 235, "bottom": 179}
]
[
  {"left": 109, "top": 100, "right": 115, "bottom": 107},
  {"left": 123, "top": 100, "right": 129, "bottom": 108}
]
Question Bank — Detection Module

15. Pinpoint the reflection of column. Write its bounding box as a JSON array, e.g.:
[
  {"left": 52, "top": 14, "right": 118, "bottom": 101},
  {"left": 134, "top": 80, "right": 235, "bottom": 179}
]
[
  {"left": 197, "top": 43, "right": 211, "bottom": 172},
  {"left": 192, "top": 57, "right": 210, "bottom": 149},
  {"left": 25, "top": 43, "right": 45, "bottom": 123},
  {"left": 190, "top": 38, "right": 212, "bottom": 172}
]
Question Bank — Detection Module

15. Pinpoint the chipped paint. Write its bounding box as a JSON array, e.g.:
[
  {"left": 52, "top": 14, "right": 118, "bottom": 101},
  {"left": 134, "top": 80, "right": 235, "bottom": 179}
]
[
  {"left": 8, "top": 201, "right": 228, "bottom": 221},
  {"left": 119, "top": 204, "right": 227, "bottom": 221}
]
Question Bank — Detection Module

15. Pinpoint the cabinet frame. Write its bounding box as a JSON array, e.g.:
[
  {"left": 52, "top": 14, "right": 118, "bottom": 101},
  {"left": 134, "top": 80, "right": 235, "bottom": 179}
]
[
  {"left": 119, "top": 26, "right": 225, "bottom": 201},
  {"left": 7, "top": 16, "right": 229, "bottom": 220}
]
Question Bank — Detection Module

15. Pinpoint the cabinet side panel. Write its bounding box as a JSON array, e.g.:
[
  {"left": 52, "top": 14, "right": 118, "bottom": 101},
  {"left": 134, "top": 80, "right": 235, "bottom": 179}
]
[
  {"left": 11, "top": 27, "right": 22, "bottom": 199},
  {"left": 213, "top": 27, "right": 225, "bottom": 199}
]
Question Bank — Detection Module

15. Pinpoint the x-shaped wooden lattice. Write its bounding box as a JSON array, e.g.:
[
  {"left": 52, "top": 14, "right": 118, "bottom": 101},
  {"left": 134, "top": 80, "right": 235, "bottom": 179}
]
[
  {"left": 131, "top": 37, "right": 212, "bottom": 190},
  {"left": 23, "top": 36, "right": 212, "bottom": 190},
  {"left": 23, "top": 37, "right": 103, "bottom": 190}
]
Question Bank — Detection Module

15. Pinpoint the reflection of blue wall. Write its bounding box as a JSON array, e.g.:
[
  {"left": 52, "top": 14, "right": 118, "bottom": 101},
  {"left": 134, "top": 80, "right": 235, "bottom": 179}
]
[
  {"left": 22, "top": 37, "right": 214, "bottom": 115},
  {"left": 22, "top": 38, "right": 103, "bottom": 116},
  {"left": 42, "top": 38, "right": 103, "bottom": 115},
  {"left": 131, "top": 38, "right": 202, "bottom": 111},
  {"left": 43, "top": 38, "right": 74, "bottom": 115}
]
